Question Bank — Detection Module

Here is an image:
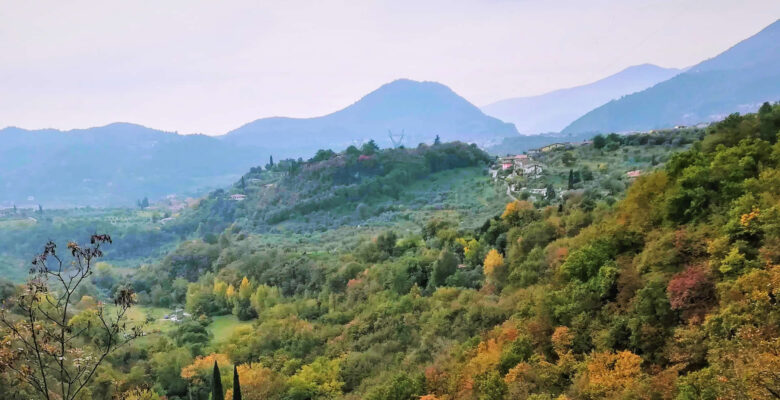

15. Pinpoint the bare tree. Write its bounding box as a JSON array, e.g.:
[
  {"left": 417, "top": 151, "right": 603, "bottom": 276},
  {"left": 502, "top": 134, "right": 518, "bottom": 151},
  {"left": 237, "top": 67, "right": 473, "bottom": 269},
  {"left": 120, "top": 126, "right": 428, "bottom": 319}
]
[{"left": 0, "top": 234, "right": 143, "bottom": 400}]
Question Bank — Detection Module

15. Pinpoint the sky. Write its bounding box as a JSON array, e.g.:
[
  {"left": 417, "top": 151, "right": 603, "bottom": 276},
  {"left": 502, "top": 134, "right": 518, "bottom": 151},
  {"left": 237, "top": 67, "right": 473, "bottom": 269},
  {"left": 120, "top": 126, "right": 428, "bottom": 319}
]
[{"left": 1, "top": 0, "right": 779, "bottom": 135}]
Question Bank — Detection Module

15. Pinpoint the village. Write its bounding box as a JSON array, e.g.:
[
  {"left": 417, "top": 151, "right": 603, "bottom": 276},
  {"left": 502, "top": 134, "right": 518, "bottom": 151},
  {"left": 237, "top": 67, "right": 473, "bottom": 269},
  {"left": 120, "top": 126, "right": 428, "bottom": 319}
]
[{"left": 490, "top": 137, "right": 650, "bottom": 205}]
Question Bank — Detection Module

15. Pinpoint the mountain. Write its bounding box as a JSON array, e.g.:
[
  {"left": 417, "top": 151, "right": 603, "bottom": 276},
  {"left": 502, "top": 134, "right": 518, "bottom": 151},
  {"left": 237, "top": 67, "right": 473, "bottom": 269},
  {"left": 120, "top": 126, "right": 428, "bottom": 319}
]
[
  {"left": 481, "top": 64, "right": 682, "bottom": 134},
  {"left": 562, "top": 19, "right": 780, "bottom": 134},
  {"left": 222, "top": 79, "right": 518, "bottom": 153},
  {"left": 0, "top": 123, "right": 265, "bottom": 207}
]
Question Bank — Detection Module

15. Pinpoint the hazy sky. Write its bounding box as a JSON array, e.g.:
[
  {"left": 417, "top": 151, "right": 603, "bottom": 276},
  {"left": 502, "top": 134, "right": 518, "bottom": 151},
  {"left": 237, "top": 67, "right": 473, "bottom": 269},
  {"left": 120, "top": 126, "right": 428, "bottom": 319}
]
[{"left": 1, "top": 0, "right": 779, "bottom": 134}]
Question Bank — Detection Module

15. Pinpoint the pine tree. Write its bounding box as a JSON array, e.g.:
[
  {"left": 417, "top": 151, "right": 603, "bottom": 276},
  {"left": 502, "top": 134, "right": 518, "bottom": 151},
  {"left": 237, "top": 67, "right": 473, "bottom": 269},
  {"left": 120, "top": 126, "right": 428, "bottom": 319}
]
[
  {"left": 213, "top": 361, "right": 224, "bottom": 400},
  {"left": 233, "top": 365, "right": 242, "bottom": 400}
]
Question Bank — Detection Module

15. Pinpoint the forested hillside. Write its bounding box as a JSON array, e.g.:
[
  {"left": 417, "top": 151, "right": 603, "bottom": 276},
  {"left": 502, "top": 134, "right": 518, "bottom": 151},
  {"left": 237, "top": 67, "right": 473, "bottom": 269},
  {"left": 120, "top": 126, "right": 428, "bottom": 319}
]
[
  {"left": 167, "top": 141, "right": 497, "bottom": 235},
  {"left": 1, "top": 104, "right": 779, "bottom": 399}
]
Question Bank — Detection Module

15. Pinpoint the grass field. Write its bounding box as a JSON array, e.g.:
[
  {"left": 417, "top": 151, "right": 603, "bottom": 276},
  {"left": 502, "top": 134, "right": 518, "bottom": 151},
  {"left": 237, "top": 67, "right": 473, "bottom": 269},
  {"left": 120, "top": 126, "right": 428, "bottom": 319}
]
[{"left": 207, "top": 315, "right": 254, "bottom": 343}]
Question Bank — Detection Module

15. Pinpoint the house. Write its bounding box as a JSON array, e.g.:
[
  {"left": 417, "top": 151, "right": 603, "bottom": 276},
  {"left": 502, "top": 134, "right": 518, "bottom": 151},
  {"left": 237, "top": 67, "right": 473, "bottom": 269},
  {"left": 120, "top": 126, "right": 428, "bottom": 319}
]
[
  {"left": 230, "top": 194, "right": 247, "bottom": 201},
  {"left": 626, "top": 170, "right": 642, "bottom": 179},
  {"left": 501, "top": 162, "right": 513, "bottom": 170}
]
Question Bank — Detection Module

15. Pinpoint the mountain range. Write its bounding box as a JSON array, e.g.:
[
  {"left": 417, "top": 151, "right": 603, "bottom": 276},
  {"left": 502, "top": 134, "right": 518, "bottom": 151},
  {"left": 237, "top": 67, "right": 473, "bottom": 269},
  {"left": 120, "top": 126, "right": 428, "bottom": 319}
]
[
  {"left": 481, "top": 64, "right": 682, "bottom": 134},
  {"left": 0, "top": 123, "right": 265, "bottom": 207},
  {"left": 562, "top": 19, "right": 780, "bottom": 133},
  {"left": 223, "top": 79, "right": 517, "bottom": 151},
  {"left": 2, "top": 19, "right": 778, "bottom": 207},
  {"left": 0, "top": 80, "right": 516, "bottom": 207}
]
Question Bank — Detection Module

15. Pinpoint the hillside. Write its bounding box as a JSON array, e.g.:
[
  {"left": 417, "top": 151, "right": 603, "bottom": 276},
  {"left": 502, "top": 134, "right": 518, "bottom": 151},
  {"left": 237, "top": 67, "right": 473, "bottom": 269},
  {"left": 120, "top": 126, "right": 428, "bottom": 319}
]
[
  {"left": 2, "top": 107, "right": 779, "bottom": 399},
  {"left": 114, "top": 104, "right": 779, "bottom": 399},
  {"left": 562, "top": 19, "right": 780, "bottom": 133},
  {"left": 0, "top": 123, "right": 266, "bottom": 207},
  {"left": 482, "top": 64, "right": 681, "bottom": 134},
  {"left": 167, "top": 141, "right": 504, "bottom": 236},
  {"left": 223, "top": 79, "right": 518, "bottom": 153}
]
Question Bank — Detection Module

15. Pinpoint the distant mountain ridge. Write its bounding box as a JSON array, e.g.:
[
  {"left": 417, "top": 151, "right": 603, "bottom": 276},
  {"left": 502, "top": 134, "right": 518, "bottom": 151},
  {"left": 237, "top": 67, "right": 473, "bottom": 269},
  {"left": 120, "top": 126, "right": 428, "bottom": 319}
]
[
  {"left": 482, "top": 64, "right": 682, "bottom": 134},
  {"left": 562, "top": 19, "right": 780, "bottom": 134},
  {"left": 0, "top": 123, "right": 265, "bottom": 207},
  {"left": 0, "top": 80, "right": 516, "bottom": 207},
  {"left": 223, "top": 79, "right": 518, "bottom": 151}
]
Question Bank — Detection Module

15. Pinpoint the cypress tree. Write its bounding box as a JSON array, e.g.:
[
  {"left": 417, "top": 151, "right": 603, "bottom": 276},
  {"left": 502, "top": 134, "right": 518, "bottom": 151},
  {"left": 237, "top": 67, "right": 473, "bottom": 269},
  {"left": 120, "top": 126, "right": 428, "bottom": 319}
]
[
  {"left": 233, "top": 365, "right": 242, "bottom": 400},
  {"left": 212, "top": 361, "right": 224, "bottom": 400},
  {"left": 568, "top": 169, "right": 574, "bottom": 190}
]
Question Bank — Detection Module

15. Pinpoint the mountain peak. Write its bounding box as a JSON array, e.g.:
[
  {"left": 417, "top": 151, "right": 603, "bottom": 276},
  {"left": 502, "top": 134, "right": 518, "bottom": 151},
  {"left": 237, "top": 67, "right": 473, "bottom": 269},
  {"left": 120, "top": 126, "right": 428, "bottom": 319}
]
[
  {"left": 481, "top": 63, "right": 681, "bottom": 134},
  {"left": 562, "top": 19, "right": 780, "bottom": 134},
  {"left": 224, "top": 79, "right": 516, "bottom": 151}
]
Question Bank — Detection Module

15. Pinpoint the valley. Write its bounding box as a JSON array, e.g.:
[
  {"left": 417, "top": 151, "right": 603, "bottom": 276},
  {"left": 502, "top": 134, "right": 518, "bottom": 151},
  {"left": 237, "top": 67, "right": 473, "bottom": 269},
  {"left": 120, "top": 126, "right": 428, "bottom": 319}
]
[{"left": 1, "top": 10, "right": 778, "bottom": 399}]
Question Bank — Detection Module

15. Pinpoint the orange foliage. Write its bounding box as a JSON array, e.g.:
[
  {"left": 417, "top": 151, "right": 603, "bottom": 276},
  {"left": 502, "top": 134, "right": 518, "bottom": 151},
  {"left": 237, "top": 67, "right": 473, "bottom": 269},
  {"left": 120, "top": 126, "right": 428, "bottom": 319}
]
[
  {"left": 181, "top": 353, "right": 231, "bottom": 381},
  {"left": 501, "top": 200, "right": 533, "bottom": 220},
  {"left": 551, "top": 326, "right": 574, "bottom": 356},
  {"left": 225, "top": 363, "right": 284, "bottom": 400},
  {"left": 740, "top": 206, "right": 760, "bottom": 227},
  {"left": 582, "top": 351, "right": 643, "bottom": 397}
]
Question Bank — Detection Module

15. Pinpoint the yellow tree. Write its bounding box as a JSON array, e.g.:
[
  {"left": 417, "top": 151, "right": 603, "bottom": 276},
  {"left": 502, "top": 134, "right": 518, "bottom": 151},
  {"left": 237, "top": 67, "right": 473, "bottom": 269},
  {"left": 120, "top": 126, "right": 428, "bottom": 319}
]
[
  {"left": 213, "top": 280, "right": 228, "bottom": 299},
  {"left": 226, "top": 284, "right": 236, "bottom": 300},
  {"left": 484, "top": 249, "right": 506, "bottom": 285},
  {"left": 579, "top": 351, "right": 643, "bottom": 398},
  {"left": 238, "top": 277, "right": 252, "bottom": 300}
]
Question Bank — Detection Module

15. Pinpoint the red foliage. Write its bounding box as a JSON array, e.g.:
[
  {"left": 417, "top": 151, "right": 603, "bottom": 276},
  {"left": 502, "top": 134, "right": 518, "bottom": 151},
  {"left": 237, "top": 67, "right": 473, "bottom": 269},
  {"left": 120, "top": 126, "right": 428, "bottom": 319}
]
[{"left": 667, "top": 265, "right": 715, "bottom": 321}]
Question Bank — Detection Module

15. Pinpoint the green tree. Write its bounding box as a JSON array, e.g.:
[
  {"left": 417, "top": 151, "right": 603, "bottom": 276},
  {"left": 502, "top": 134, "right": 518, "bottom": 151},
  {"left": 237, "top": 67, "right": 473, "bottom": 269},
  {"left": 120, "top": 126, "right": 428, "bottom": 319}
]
[
  {"left": 593, "top": 134, "right": 607, "bottom": 149},
  {"left": 568, "top": 169, "right": 575, "bottom": 190},
  {"left": 361, "top": 140, "right": 379, "bottom": 155},
  {"left": 233, "top": 365, "right": 242, "bottom": 400},
  {"left": 430, "top": 250, "right": 459, "bottom": 288}
]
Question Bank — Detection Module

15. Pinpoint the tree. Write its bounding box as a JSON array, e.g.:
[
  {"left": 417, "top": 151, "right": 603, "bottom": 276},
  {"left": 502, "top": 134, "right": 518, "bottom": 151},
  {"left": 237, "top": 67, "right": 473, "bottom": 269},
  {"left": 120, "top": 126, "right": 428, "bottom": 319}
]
[
  {"left": 568, "top": 169, "right": 575, "bottom": 190},
  {"left": 593, "top": 134, "right": 606, "bottom": 149},
  {"left": 545, "top": 184, "right": 556, "bottom": 201},
  {"left": 483, "top": 249, "right": 506, "bottom": 285},
  {"left": 434, "top": 135, "right": 441, "bottom": 145},
  {"left": 430, "top": 250, "right": 458, "bottom": 288},
  {"left": 361, "top": 140, "right": 379, "bottom": 155},
  {"left": 0, "top": 235, "right": 142, "bottom": 400},
  {"left": 213, "top": 361, "right": 225, "bottom": 400},
  {"left": 667, "top": 265, "right": 715, "bottom": 321},
  {"left": 310, "top": 149, "right": 336, "bottom": 162},
  {"left": 232, "top": 365, "right": 242, "bottom": 400},
  {"left": 141, "top": 197, "right": 149, "bottom": 208},
  {"left": 580, "top": 351, "right": 643, "bottom": 397}
]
